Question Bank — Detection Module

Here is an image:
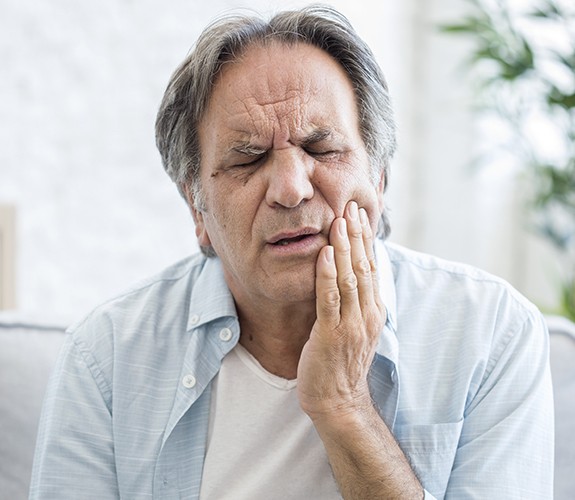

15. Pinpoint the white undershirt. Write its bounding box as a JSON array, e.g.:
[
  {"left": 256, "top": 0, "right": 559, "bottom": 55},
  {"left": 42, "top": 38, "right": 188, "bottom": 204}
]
[{"left": 199, "top": 343, "right": 341, "bottom": 499}]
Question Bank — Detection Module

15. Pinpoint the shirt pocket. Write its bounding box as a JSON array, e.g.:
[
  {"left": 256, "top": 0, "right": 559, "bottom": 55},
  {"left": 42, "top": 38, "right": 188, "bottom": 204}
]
[{"left": 393, "top": 419, "right": 463, "bottom": 499}]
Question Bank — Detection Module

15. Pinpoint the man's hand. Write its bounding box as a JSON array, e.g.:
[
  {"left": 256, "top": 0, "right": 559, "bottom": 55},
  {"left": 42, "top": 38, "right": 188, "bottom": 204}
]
[
  {"left": 297, "top": 200, "right": 424, "bottom": 499},
  {"left": 297, "top": 200, "right": 386, "bottom": 419}
]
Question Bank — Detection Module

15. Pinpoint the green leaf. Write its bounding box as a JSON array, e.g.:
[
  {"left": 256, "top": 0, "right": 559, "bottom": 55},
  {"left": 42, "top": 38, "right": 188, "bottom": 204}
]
[
  {"left": 558, "top": 53, "right": 575, "bottom": 71},
  {"left": 560, "top": 279, "right": 575, "bottom": 322},
  {"left": 439, "top": 13, "right": 493, "bottom": 36},
  {"left": 528, "top": 8, "right": 552, "bottom": 18},
  {"left": 439, "top": 24, "right": 477, "bottom": 33},
  {"left": 548, "top": 89, "right": 575, "bottom": 110}
]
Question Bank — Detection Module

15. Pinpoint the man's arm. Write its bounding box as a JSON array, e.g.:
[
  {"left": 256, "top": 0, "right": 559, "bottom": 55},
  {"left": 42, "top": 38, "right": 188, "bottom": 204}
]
[
  {"left": 444, "top": 308, "right": 554, "bottom": 498},
  {"left": 29, "top": 335, "right": 120, "bottom": 499},
  {"left": 298, "top": 201, "right": 554, "bottom": 499},
  {"left": 297, "top": 201, "right": 425, "bottom": 499},
  {"left": 307, "top": 401, "right": 425, "bottom": 499}
]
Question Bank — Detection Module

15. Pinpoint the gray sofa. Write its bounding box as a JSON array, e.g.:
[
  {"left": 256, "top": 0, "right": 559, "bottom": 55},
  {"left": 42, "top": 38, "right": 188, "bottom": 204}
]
[
  {"left": 548, "top": 315, "right": 575, "bottom": 500},
  {"left": 1, "top": 315, "right": 574, "bottom": 499},
  {"left": 0, "top": 319, "right": 66, "bottom": 500}
]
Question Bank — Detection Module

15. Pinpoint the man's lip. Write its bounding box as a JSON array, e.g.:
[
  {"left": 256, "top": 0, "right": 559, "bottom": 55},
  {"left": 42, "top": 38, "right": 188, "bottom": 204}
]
[{"left": 267, "top": 228, "right": 322, "bottom": 245}]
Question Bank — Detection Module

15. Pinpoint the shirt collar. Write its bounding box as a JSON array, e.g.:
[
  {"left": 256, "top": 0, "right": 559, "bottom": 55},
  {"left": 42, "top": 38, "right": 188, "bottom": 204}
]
[
  {"left": 185, "top": 241, "right": 399, "bottom": 364},
  {"left": 375, "top": 240, "right": 399, "bottom": 365},
  {"left": 187, "top": 256, "right": 238, "bottom": 331}
]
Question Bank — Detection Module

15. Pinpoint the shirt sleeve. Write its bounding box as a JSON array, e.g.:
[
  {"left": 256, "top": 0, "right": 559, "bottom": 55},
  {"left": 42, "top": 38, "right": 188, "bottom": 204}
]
[
  {"left": 29, "top": 334, "right": 120, "bottom": 499},
  {"left": 445, "top": 309, "right": 554, "bottom": 498}
]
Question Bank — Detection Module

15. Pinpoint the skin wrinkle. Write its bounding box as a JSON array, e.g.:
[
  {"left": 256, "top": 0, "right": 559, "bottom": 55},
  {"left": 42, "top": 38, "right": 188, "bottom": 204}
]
[
  {"left": 199, "top": 45, "right": 373, "bottom": 221},
  {"left": 219, "top": 48, "right": 323, "bottom": 152}
]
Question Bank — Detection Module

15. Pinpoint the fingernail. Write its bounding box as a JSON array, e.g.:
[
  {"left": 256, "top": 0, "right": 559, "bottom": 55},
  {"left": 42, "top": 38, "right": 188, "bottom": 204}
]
[
  {"left": 338, "top": 218, "right": 347, "bottom": 237},
  {"left": 359, "top": 208, "right": 368, "bottom": 226},
  {"left": 324, "top": 245, "right": 334, "bottom": 263},
  {"left": 348, "top": 201, "right": 358, "bottom": 220}
]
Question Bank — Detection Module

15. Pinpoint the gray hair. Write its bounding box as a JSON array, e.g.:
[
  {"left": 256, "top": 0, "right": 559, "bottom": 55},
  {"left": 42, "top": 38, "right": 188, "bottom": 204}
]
[{"left": 155, "top": 4, "right": 396, "bottom": 243}]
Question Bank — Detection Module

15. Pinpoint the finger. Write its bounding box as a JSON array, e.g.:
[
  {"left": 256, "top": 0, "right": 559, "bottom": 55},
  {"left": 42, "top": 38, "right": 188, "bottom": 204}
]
[
  {"left": 330, "top": 216, "right": 359, "bottom": 317},
  {"left": 315, "top": 245, "right": 341, "bottom": 328},
  {"left": 345, "top": 202, "right": 375, "bottom": 309},
  {"left": 359, "top": 207, "right": 383, "bottom": 311}
]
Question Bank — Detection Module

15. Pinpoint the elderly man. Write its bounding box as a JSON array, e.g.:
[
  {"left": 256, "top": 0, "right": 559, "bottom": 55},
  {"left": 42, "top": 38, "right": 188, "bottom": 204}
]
[{"left": 30, "top": 5, "right": 553, "bottom": 499}]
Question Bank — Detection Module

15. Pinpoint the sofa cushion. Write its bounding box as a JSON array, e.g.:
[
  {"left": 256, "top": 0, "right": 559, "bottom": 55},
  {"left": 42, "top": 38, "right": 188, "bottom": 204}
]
[
  {"left": 0, "top": 322, "right": 66, "bottom": 500},
  {"left": 548, "top": 315, "right": 575, "bottom": 500}
]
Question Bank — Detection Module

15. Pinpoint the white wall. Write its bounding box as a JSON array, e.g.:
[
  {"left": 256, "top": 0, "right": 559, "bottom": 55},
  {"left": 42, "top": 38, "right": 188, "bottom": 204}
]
[{"left": 1, "top": 0, "right": 560, "bottom": 324}]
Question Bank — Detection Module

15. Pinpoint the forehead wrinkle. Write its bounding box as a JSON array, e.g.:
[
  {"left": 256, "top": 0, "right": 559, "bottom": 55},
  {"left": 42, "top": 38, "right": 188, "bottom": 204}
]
[
  {"left": 227, "top": 97, "right": 270, "bottom": 145},
  {"left": 272, "top": 88, "right": 318, "bottom": 146},
  {"left": 234, "top": 93, "right": 308, "bottom": 148},
  {"left": 217, "top": 48, "right": 338, "bottom": 148}
]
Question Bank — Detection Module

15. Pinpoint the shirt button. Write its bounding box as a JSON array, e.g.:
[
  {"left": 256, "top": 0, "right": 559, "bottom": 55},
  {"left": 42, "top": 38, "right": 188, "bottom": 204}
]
[
  {"left": 190, "top": 314, "right": 200, "bottom": 325},
  {"left": 182, "top": 374, "right": 196, "bottom": 388},
  {"left": 219, "top": 328, "right": 233, "bottom": 341}
]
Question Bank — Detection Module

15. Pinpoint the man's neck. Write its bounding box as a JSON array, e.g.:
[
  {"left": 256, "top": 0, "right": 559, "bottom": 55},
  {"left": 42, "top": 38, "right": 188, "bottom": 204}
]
[{"left": 235, "top": 298, "right": 316, "bottom": 380}]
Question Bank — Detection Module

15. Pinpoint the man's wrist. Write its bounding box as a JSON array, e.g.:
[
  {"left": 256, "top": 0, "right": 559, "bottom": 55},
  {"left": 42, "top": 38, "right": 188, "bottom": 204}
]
[{"left": 300, "top": 386, "right": 375, "bottom": 425}]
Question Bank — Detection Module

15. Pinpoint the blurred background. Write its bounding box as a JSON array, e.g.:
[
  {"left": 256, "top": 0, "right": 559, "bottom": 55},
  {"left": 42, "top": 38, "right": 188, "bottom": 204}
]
[{"left": 1, "top": 0, "right": 572, "bottom": 325}]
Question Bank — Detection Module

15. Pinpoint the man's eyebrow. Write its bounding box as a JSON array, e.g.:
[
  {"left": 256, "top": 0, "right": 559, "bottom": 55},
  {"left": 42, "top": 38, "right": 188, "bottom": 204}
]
[
  {"left": 229, "top": 129, "right": 333, "bottom": 155},
  {"left": 301, "top": 129, "right": 333, "bottom": 146},
  {"left": 230, "top": 143, "right": 267, "bottom": 156}
]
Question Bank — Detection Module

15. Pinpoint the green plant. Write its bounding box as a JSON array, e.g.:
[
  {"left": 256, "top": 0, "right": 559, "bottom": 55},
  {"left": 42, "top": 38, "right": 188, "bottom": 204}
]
[{"left": 441, "top": 0, "right": 575, "bottom": 320}]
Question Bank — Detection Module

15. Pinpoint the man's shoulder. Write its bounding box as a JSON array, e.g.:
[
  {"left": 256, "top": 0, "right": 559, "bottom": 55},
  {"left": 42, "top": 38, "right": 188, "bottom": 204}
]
[
  {"left": 385, "top": 242, "right": 540, "bottom": 320},
  {"left": 384, "top": 242, "right": 548, "bottom": 387},
  {"left": 67, "top": 253, "right": 208, "bottom": 343},
  {"left": 386, "top": 242, "right": 501, "bottom": 281}
]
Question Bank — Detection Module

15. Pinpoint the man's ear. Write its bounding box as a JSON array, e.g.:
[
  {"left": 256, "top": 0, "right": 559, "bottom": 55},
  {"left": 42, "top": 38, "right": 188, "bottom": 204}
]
[{"left": 183, "top": 184, "right": 212, "bottom": 249}]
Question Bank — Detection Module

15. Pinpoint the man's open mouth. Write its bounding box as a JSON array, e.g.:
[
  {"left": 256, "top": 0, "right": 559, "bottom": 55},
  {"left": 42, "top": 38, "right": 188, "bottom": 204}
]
[
  {"left": 272, "top": 234, "right": 313, "bottom": 246},
  {"left": 268, "top": 228, "right": 321, "bottom": 248}
]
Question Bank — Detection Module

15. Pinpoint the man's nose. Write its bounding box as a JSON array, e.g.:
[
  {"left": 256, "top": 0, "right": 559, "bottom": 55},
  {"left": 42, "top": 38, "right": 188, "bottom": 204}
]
[{"left": 264, "top": 149, "right": 314, "bottom": 208}]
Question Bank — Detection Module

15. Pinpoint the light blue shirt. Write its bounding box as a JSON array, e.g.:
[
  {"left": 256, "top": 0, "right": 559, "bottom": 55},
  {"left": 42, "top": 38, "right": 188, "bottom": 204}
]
[{"left": 30, "top": 242, "right": 554, "bottom": 499}]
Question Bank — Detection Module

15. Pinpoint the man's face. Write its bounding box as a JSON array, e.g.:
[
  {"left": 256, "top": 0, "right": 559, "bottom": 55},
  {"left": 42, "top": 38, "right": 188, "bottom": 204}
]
[{"left": 192, "top": 42, "right": 385, "bottom": 306}]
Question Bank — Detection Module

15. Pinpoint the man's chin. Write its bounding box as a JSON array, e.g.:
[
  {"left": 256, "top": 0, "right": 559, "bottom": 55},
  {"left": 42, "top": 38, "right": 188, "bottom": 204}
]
[{"left": 265, "top": 272, "right": 316, "bottom": 305}]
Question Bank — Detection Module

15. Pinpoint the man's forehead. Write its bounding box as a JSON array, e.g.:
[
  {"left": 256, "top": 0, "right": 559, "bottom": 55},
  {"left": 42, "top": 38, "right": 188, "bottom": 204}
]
[
  {"left": 200, "top": 41, "right": 362, "bottom": 152},
  {"left": 214, "top": 42, "right": 353, "bottom": 101}
]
